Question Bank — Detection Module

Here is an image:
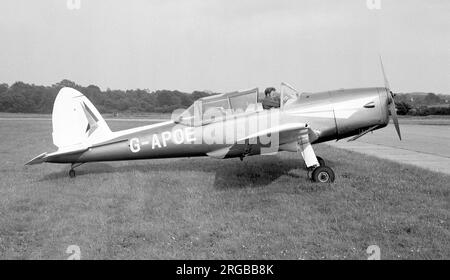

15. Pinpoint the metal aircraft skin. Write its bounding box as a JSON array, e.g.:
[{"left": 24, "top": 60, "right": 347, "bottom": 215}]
[{"left": 26, "top": 60, "right": 401, "bottom": 183}]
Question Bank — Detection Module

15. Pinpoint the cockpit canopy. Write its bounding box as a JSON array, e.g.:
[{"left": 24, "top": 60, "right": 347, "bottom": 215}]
[
  {"left": 176, "top": 88, "right": 263, "bottom": 126},
  {"left": 174, "top": 83, "right": 301, "bottom": 126}
]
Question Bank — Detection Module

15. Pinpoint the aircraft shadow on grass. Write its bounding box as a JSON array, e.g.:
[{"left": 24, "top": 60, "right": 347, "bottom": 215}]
[{"left": 38, "top": 155, "right": 331, "bottom": 189}]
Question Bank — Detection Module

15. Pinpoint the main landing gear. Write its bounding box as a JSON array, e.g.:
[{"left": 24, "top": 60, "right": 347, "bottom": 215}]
[
  {"left": 304, "top": 156, "right": 335, "bottom": 183},
  {"left": 311, "top": 164, "right": 335, "bottom": 183},
  {"left": 297, "top": 131, "right": 335, "bottom": 183},
  {"left": 68, "top": 163, "right": 83, "bottom": 178},
  {"left": 316, "top": 156, "right": 326, "bottom": 167}
]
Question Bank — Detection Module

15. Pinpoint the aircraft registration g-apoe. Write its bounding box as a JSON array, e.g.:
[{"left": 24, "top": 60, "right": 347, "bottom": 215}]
[{"left": 26, "top": 59, "right": 401, "bottom": 183}]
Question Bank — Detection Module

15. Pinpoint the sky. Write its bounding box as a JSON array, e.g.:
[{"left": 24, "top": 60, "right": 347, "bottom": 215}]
[{"left": 0, "top": 0, "right": 449, "bottom": 94}]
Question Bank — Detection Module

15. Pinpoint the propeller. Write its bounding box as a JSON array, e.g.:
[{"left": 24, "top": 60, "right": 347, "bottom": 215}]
[{"left": 379, "top": 56, "right": 401, "bottom": 140}]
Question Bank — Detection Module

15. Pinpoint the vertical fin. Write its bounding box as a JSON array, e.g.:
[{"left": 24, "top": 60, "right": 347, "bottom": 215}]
[{"left": 52, "top": 87, "right": 112, "bottom": 149}]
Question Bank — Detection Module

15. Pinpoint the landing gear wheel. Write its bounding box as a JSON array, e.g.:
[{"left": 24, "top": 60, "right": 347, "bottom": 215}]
[
  {"left": 69, "top": 169, "right": 76, "bottom": 178},
  {"left": 316, "top": 156, "right": 326, "bottom": 166},
  {"left": 312, "top": 166, "right": 335, "bottom": 183}
]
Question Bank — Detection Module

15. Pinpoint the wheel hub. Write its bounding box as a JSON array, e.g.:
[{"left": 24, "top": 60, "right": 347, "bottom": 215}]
[{"left": 317, "top": 171, "right": 329, "bottom": 182}]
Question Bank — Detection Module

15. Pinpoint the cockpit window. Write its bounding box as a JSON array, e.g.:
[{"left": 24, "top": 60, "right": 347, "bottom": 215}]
[
  {"left": 177, "top": 88, "right": 261, "bottom": 126},
  {"left": 229, "top": 90, "right": 257, "bottom": 112},
  {"left": 202, "top": 98, "right": 230, "bottom": 113}
]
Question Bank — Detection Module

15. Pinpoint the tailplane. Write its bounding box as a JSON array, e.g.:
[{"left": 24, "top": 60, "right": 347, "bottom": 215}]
[{"left": 26, "top": 87, "right": 113, "bottom": 165}]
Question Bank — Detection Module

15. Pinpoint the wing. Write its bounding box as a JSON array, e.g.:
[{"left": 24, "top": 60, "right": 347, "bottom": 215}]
[{"left": 206, "top": 122, "right": 318, "bottom": 159}]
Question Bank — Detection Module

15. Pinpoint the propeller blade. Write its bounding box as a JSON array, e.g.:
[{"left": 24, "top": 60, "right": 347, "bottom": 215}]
[
  {"left": 380, "top": 55, "right": 401, "bottom": 140},
  {"left": 389, "top": 98, "right": 402, "bottom": 140},
  {"left": 379, "top": 55, "right": 391, "bottom": 90}
]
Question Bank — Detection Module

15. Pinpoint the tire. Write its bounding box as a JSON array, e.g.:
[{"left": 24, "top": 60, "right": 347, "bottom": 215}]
[
  {"left": 69, "top": 169, "right": 76, "bottom": 178},
  {"left": 317, "top": 156, "right": 326, "bottom": 166},
  {"left": 312, "top": 166, "right": 335, "bottom": 183}
]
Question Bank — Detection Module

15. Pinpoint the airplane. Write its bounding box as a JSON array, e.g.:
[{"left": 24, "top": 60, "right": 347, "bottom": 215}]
[{"left": 26, "top": 59, "right": 401, "bottom": 183}]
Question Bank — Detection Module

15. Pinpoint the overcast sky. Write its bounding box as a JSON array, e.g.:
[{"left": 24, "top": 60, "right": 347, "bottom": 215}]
[{"left": 0, "top": 0, "right": 448, "bottom": 93}]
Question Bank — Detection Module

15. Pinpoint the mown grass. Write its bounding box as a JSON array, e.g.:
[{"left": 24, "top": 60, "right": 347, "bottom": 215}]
[{"left": 0, "top": 120, "right": 448, "bottom": 259}]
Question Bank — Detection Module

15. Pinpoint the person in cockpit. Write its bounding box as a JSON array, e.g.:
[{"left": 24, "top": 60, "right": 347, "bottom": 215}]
[{"left": 262, "top": 87, "right": 280, "bottom": 109}]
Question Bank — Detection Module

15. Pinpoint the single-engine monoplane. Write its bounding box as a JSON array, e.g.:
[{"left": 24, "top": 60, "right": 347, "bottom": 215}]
[{"left": 27, "top": 59, "right": 401, "bottom": 183}]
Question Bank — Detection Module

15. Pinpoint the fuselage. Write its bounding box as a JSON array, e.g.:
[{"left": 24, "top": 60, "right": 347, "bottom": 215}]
[
  {"left": 284, "top": 87, "right": 390, "bottom": 142},
  {"left": 46, "top": 87, "right": 391, "bottom": 164}
]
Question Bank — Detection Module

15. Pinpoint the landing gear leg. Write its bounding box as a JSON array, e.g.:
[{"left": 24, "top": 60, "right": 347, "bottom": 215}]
[
  {"left": 316, "top": 156, "right": 326, "bottom": 166},
  {"left": 68, "top": 163, "right": 83, "bottom": 178},
  {"left": 297, "top": 131, "right": 335, "bottom": 183}
]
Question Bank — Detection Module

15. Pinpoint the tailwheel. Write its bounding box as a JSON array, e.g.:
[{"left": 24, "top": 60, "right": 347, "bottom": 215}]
[
  {"left": 69, "top": 163, "right": 83, "bottom": 178},
  {"left": 316, "top": 156, "right": 326, "bottom": 166},
  {"left": 311, "top": 166, "right": 335, "bottom": 183}
]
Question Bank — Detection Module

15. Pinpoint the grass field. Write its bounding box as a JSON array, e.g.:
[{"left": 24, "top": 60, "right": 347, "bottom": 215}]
[{"left": 0, "top": 119, "right": 449, "bottom": 259}]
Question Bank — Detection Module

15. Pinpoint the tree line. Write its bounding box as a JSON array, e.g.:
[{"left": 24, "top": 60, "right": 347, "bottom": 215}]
[
  {"left": 0, "top": 80, "right": 214, "bottom": 114},
  {"left": 394, "top": 92, "right": 450, "bottom": 116},
  {"left": 0, "top": 80, "right": 449, "bottom": 115}
]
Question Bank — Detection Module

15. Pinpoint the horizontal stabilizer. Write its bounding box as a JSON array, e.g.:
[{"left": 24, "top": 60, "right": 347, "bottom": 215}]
[
  {"left": 25, "top": 142, "right": 90, "bottom": 166},
  {"left": 25, "top": 153, "right": 47, "bottom": 165}
]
